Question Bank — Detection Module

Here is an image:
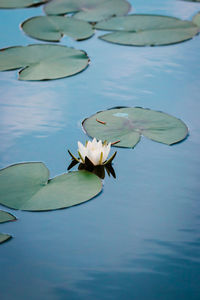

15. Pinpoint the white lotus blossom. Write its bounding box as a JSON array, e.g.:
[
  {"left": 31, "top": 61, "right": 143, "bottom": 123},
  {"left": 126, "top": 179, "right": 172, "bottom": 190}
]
[{"left": 78, "top": 138, "right": 111, "bottom": 166}]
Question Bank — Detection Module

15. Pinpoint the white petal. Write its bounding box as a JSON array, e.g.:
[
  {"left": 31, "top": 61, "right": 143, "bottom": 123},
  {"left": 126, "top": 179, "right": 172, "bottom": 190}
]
[
  {"left": 97, "top": 139, "right": 102, "bottom": 148},
  {"left": 78, "top": 141, "right": 87, "bottom": 163},
  {"left": 87, "top": 140, "right": 92, "bottom": 148},
  {"left": 103, "top": 144, "right": 111, "bottom": 162},
  {"left": 92, "top": 138, "right": 98, "bottom": 148},
  {"left": 92, "top": 151, "right": 101, "bottom": 165}
]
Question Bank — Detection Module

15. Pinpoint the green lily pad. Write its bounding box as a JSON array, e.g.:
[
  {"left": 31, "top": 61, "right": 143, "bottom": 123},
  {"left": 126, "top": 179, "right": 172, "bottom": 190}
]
[
  {"left": 0, "top": 210, "right": 16, "bottom": 223},
  {"left": 0, "top": 0, "right": 47, "bottom": 9},
  {"left": 95, "top": 14, "right": 199, "bottom": 46},
  {"left": 82, "top": 107, "right": 188, "bottom": 148},
  {"left": 0, "top": 233, "right": 11, "bottom": 244},
  {"left": 0, "top": 44, "right": 89, "bottom": 81},
  {"left": 192, "top": 12, "right": 200, "bottom": 28},
  {"left": 21, "top": 16, "right": 94, "bottom": 42},
  {"left": 0, "top": 162, "right": 102, "bottom": 211},
  {"left": 44, "top": 0, "right": 131, "bottom": 22}
]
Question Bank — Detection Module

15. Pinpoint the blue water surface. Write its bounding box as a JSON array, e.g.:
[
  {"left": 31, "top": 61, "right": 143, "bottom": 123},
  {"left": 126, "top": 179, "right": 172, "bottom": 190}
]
[{"left": 0, "top": 0, "right": 200, "bottom": 299}]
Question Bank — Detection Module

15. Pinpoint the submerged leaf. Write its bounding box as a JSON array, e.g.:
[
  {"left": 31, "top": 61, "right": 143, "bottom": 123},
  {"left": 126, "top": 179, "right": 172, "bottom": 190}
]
[
  {"left": 0, "top": 162, "right": 102, "bottom": 211},
  {"left": 96, "top": 14, "right": 199, "bottom": 46},
  {"left": 44, "top": 0, "right": 131, "bottom": 22},
  {"left": 22, "top": 16, "right": 94, "bottom": 42},
  {"left": 0, "top": 44, "right": 90, "bottom": 81},
  {"left": 82, "top": 107, "right": 188, "bottom": 148},
  {"left": 0, "top": 0, "right": 47, "bottom": 9},
  {"left": 0, "top": 210, "right": 16, "bottom": 223},
  {"left": 0, "top": 233, "right": 11, "bottom": 244}
]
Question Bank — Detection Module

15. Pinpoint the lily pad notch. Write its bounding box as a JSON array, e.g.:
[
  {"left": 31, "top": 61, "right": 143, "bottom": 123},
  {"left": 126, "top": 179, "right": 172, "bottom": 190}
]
[
  {"left": 0, "top": 162, "right": 102, "bottom": 211},
  {"left": 95, "top": 13, "right": 200, "bottom": 46},
  {"left": 0, "top": 44, "right": 90, "bottom": 81},
  {"left": 82, "top": 107, "right": 189, "bottom": 148},
  {"left": 21, "top": 16, "right": 95, "bottom": 42}
]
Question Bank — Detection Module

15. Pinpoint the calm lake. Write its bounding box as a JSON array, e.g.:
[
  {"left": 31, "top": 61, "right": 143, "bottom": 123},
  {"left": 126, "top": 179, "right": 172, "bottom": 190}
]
[{"left": 0, "top": 0, "right": 200, "bottom": 299}]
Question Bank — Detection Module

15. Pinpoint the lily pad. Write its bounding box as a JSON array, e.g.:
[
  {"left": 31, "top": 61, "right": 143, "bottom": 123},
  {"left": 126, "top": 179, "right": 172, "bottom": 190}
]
[
  {"left": 44, "top": 0, "right": 131, "bottom": 22},
  {"left": 0, "top": 233, "right": 11, "bottom": 244},
  {"left": 82, "top": 107, "right": 188, "bottom": 148},
  {"left": 0, "top": 0, "right": 47, "bottom": 9},
  {"left": 21, "top": 16, "right": 94, "bottom": 42},
  {"left": 0, "top": 44, "right": 90, "bottom": 81},
  {"left": 192, "top": 12, "right": 200, "bottom": 28},
  {"left": 0, "top": 210, "right": 16, "bottom": 223},
  {"left": 0, "top": 162, "right": 102, "bottom": 211},
  {"left": 95, "top": 14, "right": 199, "bottom": 46}
]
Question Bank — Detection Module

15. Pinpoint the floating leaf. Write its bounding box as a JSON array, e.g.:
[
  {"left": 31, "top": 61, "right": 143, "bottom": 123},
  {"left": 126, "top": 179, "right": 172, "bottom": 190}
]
[
  {"left": 0, "top": 233, "right": 11, "bottom": 244},
  {"left": 0, "top": 210, "right": 16, "bottom": 245},
  {"left": 192, "top": 12, "right": 200, "bottom": 28},
  {"left": 0, "top": 162, "right": 102, "bottom": 211},
  {"left": 95, "top": 14, "right": 199, "bottom": 46},
  {"left": 0, "top": 210, "right": 16, "bottom": 223},
  {"left": 44, "top": 0, "right": 131, "bottom": 22},
  {"left": 21, "top": 16, "right": 94, "bottom": 42},
  {"left": 82, "top": 107, "right": 188, "bottom": 148},
  {"left": 0, "top": 44, "right": 89, "bottom": 81},
  {"left": 0, "top": 0, "right": 47, "bottom": 9}
]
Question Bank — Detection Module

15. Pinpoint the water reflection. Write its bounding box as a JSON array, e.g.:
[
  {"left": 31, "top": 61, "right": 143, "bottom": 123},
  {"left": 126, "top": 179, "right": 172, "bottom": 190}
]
[
  {"left": 67, "top": 160, "right": 116, "bottom": 179},
  {"left": 51, "top": 237, "right": 200, "bottom": 300},
  {"left": 0, "top": 78, "right": 64, "bottom": 152},
  {"left": 78, "top": 163, "right": 116, "bottom": 179},
  {"left": 133, "top": 0, "right": 200, "bottom": 19}
]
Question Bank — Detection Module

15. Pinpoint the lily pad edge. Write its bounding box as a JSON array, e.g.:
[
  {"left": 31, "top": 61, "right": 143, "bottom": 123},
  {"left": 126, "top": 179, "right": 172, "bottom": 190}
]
[
  {"left": 0, "top": 233, "right": 12, "bottom": 244},
  {"left": 0, "top": 210, "right": 17, "bottom": 223},
  {"left": 0, "top": 0, "right": 47, "bottom": 9}
]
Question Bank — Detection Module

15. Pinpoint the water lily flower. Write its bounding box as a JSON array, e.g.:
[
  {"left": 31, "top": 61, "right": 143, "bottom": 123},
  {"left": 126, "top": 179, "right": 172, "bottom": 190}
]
[
  {"left": 68, "top": 138, "right": 117, "bottom": 170},
  {"left": 78, "top": 138, "right": 111, "bottom": 165}
]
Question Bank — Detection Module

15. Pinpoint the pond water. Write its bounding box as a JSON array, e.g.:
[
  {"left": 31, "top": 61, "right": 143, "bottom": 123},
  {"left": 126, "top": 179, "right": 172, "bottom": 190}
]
[{"left": 0, "top": 0, "right": 200, "bottom": 299}]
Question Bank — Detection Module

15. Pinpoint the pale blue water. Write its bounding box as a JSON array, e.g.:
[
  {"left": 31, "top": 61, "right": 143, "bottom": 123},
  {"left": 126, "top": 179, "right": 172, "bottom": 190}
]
[{"left": 0, "top": 0, "right": 200, "bottom": 299}]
